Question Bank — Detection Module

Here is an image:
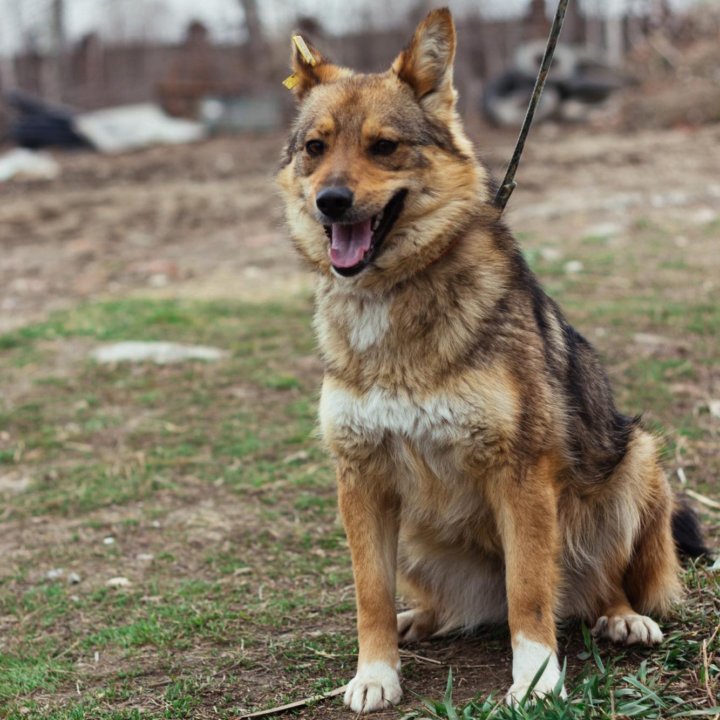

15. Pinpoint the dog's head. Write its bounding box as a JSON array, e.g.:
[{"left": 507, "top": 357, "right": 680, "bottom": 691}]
[{"left": 277, "top": 8, "right": 490, "bottom": 289}]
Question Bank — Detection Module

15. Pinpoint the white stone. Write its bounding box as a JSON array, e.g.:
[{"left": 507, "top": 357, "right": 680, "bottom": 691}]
[
  {"left": 106, "top": 576, "right": 131, "bottom": 588},
  {"left": 690, "top": 208, "right": 718, "bottom": 225},
  {"left": 0, "top": 472, "right": 30, "bottom": 493},
  {"left": 539, "top": 247, "right": 563, "bottom": 261},
  {"left": 584, "top": 222, "right": 623, "bottom": 238},
  {"left": 91, "top": 341, "right": 227, "bottom": 365},
  {"left": 708, "top": 400, "right": 720, "bottom": 420},
  {"left": 563, "top": 260, "right": 583, "bottom": 275},
  {"left": 0, "top": 148, "right": 60, "bottom": 182}
]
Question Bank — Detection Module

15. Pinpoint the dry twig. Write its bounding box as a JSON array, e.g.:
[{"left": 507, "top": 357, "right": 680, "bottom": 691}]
[
  {"left": 399, "top": 648, "right": 443, "bottom": 665},
  {"left": 238, "top": 685, "right": 347, "bottom": 719},
  {"left": 702, "top": 639, "right": 717, "bottom": 707},
  {"left": 685, "top": 489, "right": 720, "bottom": 511}
]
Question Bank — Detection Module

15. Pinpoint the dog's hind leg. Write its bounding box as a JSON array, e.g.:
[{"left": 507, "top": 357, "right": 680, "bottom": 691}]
[
  {"left": 395, "top": 567, "right": 438, "bottom": 643},
  {"left": 397, "top": 548, "right": 507, "bottom": 643},
  {"left": 591, "top": 588, "right": 665, "bottom": 645},
  {"left": 593, "top": 510, "right": 681, "bottom": 645},
  {"left": 593, "top": 435, "right": 682, "bottom": 645},
  {"left": 625, "top": 461, "right": 683, "bottom": 616},
  {"left": 397, "top": 607, "right": 437, "bottom": 644}
]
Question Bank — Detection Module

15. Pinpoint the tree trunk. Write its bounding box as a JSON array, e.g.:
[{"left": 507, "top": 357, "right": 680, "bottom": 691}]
[
  {"left": 45, "top": 0, "right": 67, "bottom": 102},
  {"left": 239, "top": 0, "right": 269, "bottom": 83}
]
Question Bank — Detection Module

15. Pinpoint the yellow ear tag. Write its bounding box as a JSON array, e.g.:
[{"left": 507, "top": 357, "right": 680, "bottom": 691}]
[
  {"left": 282, "top": 34, "right": 317, "bottom": 90},
  {"left": 292, "top": 35, "right": 316, "bottom": 65}
]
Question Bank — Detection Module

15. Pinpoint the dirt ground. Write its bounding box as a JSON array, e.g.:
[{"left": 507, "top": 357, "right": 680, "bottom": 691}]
[
  {"left": 2, "top": 122, "right": 718, "bottom": 333},
  {"left": 1, "top": 122, "right": 719, "bottom": 718}
]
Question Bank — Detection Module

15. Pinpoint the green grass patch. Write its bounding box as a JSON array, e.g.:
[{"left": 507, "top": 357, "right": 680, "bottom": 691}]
[
  {"left": 0, "top": 655, "right": 71, "bottom": 701},
  {"left": 1, "top": 293, "right": 717, "bottom": 719},
  {"left": 413, "top": 623, "right": 720, "bottom": 719}
]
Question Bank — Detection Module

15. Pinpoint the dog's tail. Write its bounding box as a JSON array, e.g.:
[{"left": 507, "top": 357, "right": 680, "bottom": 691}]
[{"left": 672, "top": 495, "right": 711, "bottom": 559}]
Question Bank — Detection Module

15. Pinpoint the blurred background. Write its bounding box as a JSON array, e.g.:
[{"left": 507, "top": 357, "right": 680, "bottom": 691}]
[
  {"left": 1, "top": 3, "right": 719, "bottom": 718},
  {"left": 1, "top": 0, "right": 720, "bottom": 137},
  {"left": 1, "top": 0, "right": 719, "bottom": 321}
]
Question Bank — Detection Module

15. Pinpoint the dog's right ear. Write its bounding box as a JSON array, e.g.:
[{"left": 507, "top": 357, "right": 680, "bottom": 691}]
[
  {"left": 286, "top": 35, "right": 344, "bottom": 101},
  {"left": 392, "top": 8, "right": 457, "bottom": 118}
]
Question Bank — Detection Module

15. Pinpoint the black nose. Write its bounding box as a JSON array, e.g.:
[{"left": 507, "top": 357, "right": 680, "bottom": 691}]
[{"left": 316, "top": 186, "right": 354, "bottom": 220}]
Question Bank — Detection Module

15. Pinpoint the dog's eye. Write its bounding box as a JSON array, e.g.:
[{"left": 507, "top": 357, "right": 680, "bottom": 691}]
[
  {"left": 370, "top": 139, "right": 399, "bottom": 157},
  {"left": 305, "top": 140, "right": 325, "bottom": 157}
]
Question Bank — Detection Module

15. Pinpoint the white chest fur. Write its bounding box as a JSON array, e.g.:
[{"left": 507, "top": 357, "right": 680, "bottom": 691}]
[
  {"left": 319, "top": 378, "right": 517, "bottom": 451},
  {"left": 345, "top": 296, "right": 391, "bottom": 352},
  {"left": 320, "top": 385, "right": 469, "bottom": 444},
  {"left": 315, "top": 286, "right": 392, "bottom": 354}
]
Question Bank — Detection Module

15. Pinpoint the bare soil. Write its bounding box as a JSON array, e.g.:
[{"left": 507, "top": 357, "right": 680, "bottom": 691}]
[
  {"left": 2, "top": 124, "right": 718, "bottom": 332},
  {"left": 1, "top": 122, "right": 718, "bottom": 718}
]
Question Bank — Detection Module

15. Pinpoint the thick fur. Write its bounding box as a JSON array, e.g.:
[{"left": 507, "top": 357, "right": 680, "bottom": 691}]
[{"left": 277, "top": 8, "right": 699, "bottom": 713}]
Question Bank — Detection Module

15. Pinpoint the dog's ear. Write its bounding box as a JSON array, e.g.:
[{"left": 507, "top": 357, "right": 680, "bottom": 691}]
[
  {"left": 392, "top": 8, "right": 457, "bottom": 117},
  {"left": 287, "top": 35, "right": 343, "bottom": 101}
]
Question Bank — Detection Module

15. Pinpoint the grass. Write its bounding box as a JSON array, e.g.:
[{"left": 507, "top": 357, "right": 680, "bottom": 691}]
[
  {"left": 1, "top": 207, "right": 719, "bottom": 718},
  {"left": 408, "top": 561, "right": 720, "bottom": 719},
  {"left": 413, "top": 650, "right": 719, "bottom": 720}
]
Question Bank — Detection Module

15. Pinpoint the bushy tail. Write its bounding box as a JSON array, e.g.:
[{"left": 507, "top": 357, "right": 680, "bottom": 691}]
[{"left": 672, "top": 496, "right": 711, "bottom": 559}]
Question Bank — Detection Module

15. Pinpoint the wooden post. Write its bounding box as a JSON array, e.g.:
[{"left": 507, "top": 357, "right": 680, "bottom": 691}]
[
  {"left": 45, "top": 0, "right": 67, "bottom": 102},
  {"left": 239, "top": 0, "right": 269, "bottom": 82}
]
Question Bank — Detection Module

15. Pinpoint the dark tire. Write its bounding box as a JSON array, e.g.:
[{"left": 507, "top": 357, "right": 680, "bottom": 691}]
[
  {"left": 482, "top": 70, "right": 561, "bottom": 127},
  {"left": 514, "top": 40, "right": 578, "bottom": 82}
]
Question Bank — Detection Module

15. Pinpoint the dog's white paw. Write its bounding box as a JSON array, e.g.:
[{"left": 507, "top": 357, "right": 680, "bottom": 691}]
[
  {"left": 343, "top": 661, "right": 402, "bottom": 714},
  {"left": 506, "top": 676, "right": 568, "bottom": 706},
  {"left": 592, "top": 614, "right": 663, "bottom": 645},
  {"left": 397, "top": 608, "right": 435, "bottom": 644},
  {"left": 506, "top": 634, "right": 566, "bottom": 706}
]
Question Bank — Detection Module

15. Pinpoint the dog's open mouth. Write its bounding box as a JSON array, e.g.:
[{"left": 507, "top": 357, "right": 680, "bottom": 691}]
[{"left": 325, "top": 190, "right": 407, "bottom": 277}]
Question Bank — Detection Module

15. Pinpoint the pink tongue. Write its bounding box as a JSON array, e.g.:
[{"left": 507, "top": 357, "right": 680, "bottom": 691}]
[{"left": 329, "top": 219, "right": 373, "bottom": 268}]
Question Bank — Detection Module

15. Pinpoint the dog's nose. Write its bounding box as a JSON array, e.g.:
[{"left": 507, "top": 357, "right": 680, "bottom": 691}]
[{"left": 316, "top": 186, "right": 354, "bottom": 220}]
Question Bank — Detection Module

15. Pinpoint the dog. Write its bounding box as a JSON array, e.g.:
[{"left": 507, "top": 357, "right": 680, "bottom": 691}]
[{"left": 276, "top": 8, "right": 706, "bottom": 713}]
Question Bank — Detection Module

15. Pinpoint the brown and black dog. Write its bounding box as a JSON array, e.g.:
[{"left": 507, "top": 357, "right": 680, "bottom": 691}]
[{"left": 277, "top": 7, "right": 706, "bottom": 713}]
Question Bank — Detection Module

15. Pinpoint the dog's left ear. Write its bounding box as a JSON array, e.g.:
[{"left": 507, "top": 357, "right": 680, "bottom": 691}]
[
  {"left": 287, "top": 35, "right": 327, "bottom": 100},
  {"left": 392, "top": 8, "right": 457, "bottom": 117},
  {"left": 287, "top": 35, "right": 349, "bottom": 101}
]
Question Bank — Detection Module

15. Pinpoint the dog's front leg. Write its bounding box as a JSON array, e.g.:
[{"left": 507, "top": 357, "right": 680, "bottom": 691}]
[
  {"left": 495, "top": 458, "right": 567, "bottom": 704},
  {"left": 337, "top": 458, "right": 402, "bottom": 714}
]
